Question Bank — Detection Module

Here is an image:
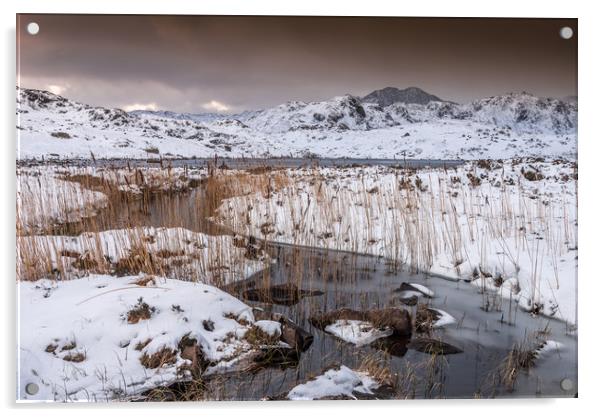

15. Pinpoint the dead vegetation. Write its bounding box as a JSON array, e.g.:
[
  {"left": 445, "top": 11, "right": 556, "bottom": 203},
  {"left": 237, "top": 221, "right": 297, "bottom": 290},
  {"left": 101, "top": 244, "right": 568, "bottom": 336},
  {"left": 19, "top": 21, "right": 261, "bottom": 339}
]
[
  {"left": 140, "top": 347, "right": 177, "bottom": 369},
  {"left": 126, "top": 297, "right": 155, "bottom": 324},
  {"left": 244, "top": 325, "right": 281, "bottom": 346}
]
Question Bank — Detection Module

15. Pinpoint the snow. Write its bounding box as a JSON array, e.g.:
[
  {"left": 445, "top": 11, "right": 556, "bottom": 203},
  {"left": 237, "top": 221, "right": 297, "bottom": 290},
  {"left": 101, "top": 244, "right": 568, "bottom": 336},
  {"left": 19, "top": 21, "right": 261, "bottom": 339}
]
[
  {"left": 17, "top": 88, "right": 576, "bottom": 160},
  {"left": 431, "top": 309, "right": 456, "bottom": 328},
  {"left": 215, "top": 159, "right": 577, "bottom": 325},
  {"left": 254, "top": 320, "right": 282, "bottom": 337},
  {"left": 286, "top": 365, "right": 380, "bottom": 400},
  {"left": 324, "top": 320, "right": 393, "bottom": 346},
  {"left": 17, "top": 274, "right": 261, "bottom": 402},
  {"left": 406, "top": 283, "right": 434, "bottom": 297},
  {"left": 536, "top": 340, "right": 564, "bottom": 357}
]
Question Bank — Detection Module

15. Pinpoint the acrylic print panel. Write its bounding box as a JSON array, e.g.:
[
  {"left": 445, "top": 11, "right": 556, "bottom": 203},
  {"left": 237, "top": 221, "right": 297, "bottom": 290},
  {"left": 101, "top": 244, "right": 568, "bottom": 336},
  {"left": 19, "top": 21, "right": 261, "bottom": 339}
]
[{"left": 16, "top": 14, "right": 577, "bottom": 402}]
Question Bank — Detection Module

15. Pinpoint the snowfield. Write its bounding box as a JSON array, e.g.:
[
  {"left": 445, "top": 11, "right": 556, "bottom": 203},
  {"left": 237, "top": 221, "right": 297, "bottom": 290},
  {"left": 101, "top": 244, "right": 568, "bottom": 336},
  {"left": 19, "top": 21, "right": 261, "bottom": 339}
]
[
  {"left": 18, "top": 274, "right": 273, "bottom": 401},
  {"left": 214, "top": 159, "right": 578, "bottom": 325},
  {"left": 17, "top": 87, "right": 576, "bottom": 160}
]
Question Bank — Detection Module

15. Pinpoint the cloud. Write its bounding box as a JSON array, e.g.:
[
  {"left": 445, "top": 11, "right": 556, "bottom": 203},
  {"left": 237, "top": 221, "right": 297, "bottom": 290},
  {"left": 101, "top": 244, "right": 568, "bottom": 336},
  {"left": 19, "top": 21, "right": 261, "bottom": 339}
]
[
  {"left": 121, "top": 102, "right": 158, "bottom": 112},
  {"left": 46, "top": 84, "right": 68, "bottom": 95},
  {"left": 201, "top": 100, "right": 230, "bottom": 112}
]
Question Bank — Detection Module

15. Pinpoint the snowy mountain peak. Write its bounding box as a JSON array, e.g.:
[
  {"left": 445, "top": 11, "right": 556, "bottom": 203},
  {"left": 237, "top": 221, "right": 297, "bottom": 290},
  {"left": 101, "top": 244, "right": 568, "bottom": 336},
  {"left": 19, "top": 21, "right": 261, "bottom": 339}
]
[
  {"left": 362, "top": 86, "right": 445, "bottom": 106},
  {"left": 18, "top": 87, "right": 82, "bottom": 111},
  {"left": 244, "top": 94, "right": 398, "bottom": 133}
]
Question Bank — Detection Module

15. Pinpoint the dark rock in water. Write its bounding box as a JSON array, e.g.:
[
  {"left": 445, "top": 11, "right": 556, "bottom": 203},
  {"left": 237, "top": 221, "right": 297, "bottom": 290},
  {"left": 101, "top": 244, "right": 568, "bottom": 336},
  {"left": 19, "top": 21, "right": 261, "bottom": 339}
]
[
  {"left": 394, "top": 282, "right": 433, "bottom": 298},
  {"left": 243, "top": 283, "right": 324, "bottom": 306},
  {"left": 407, "top": 337, "right": 463, "bottom": 355},
  {"left": 371, "top": 335, "right": 410, "bottom": 357},
  {"left": 280, "top": 319, "right": 314, "bottom": 352},
  {"left": 398, "top": 294, "right": 419, "bottom": 306},
  {"left": 310, "top": 307, "right": 412, "bottom": 338},
  {"left": 253, "top": 309, "right": 314, "bottom": 352}
]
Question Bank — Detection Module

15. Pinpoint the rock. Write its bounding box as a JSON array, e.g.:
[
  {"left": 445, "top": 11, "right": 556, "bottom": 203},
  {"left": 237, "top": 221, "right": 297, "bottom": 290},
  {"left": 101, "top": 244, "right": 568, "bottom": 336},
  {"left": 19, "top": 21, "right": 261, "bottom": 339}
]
[
  {"left": 398, "top": 294, "right": 418, "bottom": 306},
  {"left": 394, "top": 282, "right": 434, "bottom": 298},
  {"left": 178, "top": 335, "right": 208, "bottom": 377},
  {"left": 310, "top": 307, "right": 412, "bottom": 338},
  {"left": 252, "top": 309, "right": 314, "bottom": 352},
  {"left": 407, "top": 337, "right": 463, "bottom": 355}
]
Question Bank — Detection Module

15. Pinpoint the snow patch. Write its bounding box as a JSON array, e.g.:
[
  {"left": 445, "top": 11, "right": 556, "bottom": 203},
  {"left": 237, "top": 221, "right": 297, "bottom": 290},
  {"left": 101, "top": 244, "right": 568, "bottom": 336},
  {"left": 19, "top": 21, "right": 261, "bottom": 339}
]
[
  {"left": 324, "top": 320, "right": 393, "bottom": 346},
  {"left": 287, "top": 366, "right": 380, "bottom": 400}
]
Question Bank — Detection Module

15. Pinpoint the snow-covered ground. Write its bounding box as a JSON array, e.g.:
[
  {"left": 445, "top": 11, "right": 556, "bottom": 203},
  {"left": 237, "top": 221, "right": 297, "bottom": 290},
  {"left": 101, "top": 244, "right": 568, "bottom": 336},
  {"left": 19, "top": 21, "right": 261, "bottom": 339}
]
[
  {"left": 18, "top": 274, "right": 279, "bottom": 401},
  {"left": 17, "top": 227, "right": 266, "bottom": 284},
  {"left": 214, "top": 159, "right": 578, "bottom": 325},
  {"left": 286, "top": 365, "right": 381, "bottom": 400},
  {"left": 17, "top": 88, "right": 576, "bottom": 160}
]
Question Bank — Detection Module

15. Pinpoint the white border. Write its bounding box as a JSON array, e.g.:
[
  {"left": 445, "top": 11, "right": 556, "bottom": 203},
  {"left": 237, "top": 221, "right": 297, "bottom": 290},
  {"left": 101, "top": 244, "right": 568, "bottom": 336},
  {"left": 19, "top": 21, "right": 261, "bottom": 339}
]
[{"left": 2, "top": 1, "right": 600, "bottom": 416}]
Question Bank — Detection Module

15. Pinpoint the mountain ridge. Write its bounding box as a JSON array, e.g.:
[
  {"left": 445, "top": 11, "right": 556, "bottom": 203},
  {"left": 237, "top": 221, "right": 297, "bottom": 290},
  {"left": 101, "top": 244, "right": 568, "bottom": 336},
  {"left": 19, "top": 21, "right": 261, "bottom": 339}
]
[{"left": 16, "top": 86, "right": 577, "bottom": 160}]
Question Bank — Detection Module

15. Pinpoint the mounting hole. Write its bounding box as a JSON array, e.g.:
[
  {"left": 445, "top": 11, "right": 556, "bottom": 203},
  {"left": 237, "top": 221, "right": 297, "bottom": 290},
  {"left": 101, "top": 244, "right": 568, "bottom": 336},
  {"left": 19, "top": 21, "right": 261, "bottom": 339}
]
[
  {"left": 25, "top": 382, "right": 39, "bottom": 395},
  {"left": 560, "top": 378, "right": 574, "bottom": 391},
  {"left": 560, "top": 26, "right": 573, "bottom": 40},
  {"left": 26, "top": 22, "right": 40, "bottom": 35}
]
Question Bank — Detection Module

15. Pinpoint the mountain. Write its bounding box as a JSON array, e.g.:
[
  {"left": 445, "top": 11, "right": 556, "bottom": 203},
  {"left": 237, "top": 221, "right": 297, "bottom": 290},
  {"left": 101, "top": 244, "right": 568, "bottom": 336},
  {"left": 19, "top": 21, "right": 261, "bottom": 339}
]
[
  {"left": 16, "top": 87, "right": 577, "bottom": 160},
  {"left": 362, "top": 87, "right": 445, "bottom": 106},
  {"left": 244, "top": 95, "right": 399, "bottom": 133},
  {"left": 468, "top": 92, "right": 577, "bottom": 134},
  {"left": 129, "top": 109, "right": 260, "bottom": 124}
]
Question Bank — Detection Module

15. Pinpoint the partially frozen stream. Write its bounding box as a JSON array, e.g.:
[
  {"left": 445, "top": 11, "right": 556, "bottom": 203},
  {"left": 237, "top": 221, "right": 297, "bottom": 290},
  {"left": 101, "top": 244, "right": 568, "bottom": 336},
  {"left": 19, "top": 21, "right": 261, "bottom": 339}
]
[{"left": 225, "top": 244, "right": 577, "bottom": 399}]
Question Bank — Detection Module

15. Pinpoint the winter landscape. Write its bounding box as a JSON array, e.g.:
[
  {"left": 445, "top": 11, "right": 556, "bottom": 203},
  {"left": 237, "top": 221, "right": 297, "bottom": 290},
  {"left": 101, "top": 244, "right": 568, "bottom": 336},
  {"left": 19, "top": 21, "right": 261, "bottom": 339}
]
[{"left": 16, "top": 15, "right": 578, "bottom": 402}]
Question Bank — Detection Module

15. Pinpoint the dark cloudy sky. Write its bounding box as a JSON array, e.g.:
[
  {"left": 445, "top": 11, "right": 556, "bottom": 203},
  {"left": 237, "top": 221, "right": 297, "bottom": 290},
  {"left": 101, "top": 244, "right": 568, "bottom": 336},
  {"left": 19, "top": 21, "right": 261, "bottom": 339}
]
[{"left": 17, "top": 15, "right": 577, "bottom": 113}]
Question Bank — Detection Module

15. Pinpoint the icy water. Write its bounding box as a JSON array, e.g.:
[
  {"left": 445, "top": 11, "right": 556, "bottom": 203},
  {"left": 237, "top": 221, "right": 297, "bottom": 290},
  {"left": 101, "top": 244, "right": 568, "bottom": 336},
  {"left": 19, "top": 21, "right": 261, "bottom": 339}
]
[
  {"left": 20, "top": 157, "right": 464, "bottom": 170},
  {"left": 222, "top": 245, "right": 577, "bottom": 399},
  {"left": 55, "top": 177, "right": 577, "bottom": 399}
]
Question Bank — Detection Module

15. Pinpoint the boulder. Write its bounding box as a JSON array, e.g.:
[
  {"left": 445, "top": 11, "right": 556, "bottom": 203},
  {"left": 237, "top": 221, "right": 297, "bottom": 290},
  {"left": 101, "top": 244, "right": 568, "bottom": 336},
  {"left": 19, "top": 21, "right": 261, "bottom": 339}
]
[
  {"left": 253, "top": 309, "right": 314, "bottom": 352},
  {"left": 309, "top": 307, "right": 412, "bottom": 338}
]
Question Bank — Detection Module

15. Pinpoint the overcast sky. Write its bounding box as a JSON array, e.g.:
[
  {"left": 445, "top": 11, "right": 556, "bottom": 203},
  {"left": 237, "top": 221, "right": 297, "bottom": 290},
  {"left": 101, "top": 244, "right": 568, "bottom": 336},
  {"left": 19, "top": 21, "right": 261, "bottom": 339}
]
[{"left": 17, "top": 15, "right": 577, "bottom": 113}]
